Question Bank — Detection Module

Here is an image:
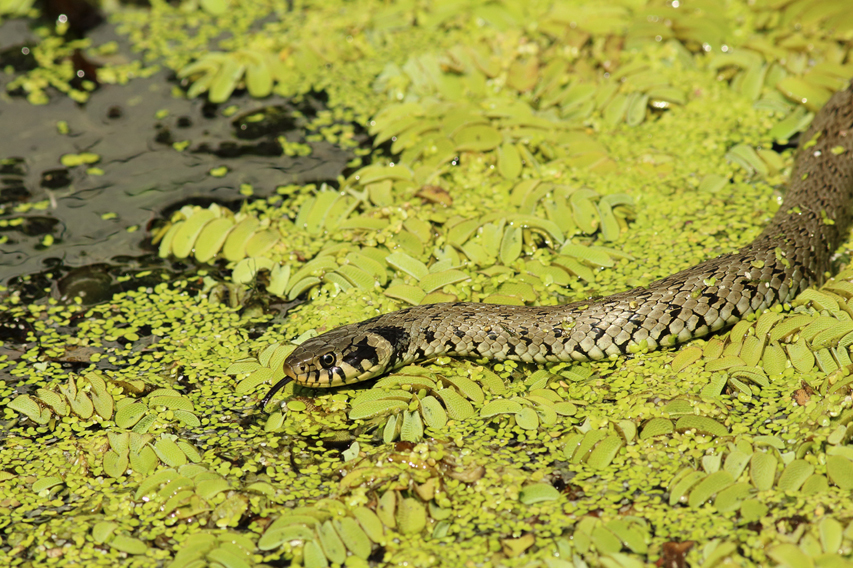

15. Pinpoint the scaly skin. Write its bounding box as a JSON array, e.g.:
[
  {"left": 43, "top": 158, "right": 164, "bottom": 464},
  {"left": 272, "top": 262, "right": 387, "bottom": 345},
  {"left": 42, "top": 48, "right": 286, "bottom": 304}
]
[{"left": 261, "top": 81, "right": 853, "bottom": 408}]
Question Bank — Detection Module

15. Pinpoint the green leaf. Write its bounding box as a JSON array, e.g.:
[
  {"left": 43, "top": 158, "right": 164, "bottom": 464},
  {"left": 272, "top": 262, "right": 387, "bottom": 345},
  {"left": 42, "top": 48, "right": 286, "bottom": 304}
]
[
  {"left": 209, "top": 57, "right": 245, "bottom": 104},
  {"left": 435, "top": 388, "right": 474, "bottom": 420},
  {"left": 317, "top": 520, "right": 346, "bottom": 564},
  {"left": 400, "top": 410, "right": 424, "bottom": 442},
  {"left": 587, "top": 435, "right": 623, "bottom": 470},
  {"left": 750, "top": 451, "right": 777, "bottom": 491},
  {"left": 515, "top": 406, "right": 539, "bottom": 430},
  {"left": 154, "top": 438, "right": 187, "bottom": 468},
  {"left": 454, "top": 124, "right": 502, "bottom": 151},
  {"left": 497, "top": 141, "right": 522, "bottom": 179},
  {"left": 199, "top": 0, "right": 229, "bottom": 15},
  {"left": 688, "top": 471, "right": 734, "bottom": 508},
  {"left": 9, "top": 394, "right": 51, "bottom": 424},
  {"left": 418, "top": 270, "right": 470, "bottom": 293},
  {"left": 148, "top": 395, "right": 194, "bottom": 411},
  {"left": 129, "top": 446, "right": 159, "bottom": 476},
  {"left": 396, "top": 498, "right": 426, "bottom": 535},
  {"left": 115, "top": 403, "right": 147, "bottom": 428},
  {"left": 258, "top": 524, "right": 316, "bottom": 551},
  {"left": 419, "top": 396, "right": 447, "bottom": 429},
  {"left": 739, "top": 498, "right": 768, "bottom": 523},
  {"left": 384, "top": 284, "right": 427, "bottom": 305},
  {"left": 236, "top": 367, "right": 274, "bottom": 395},
  {"left": 640, "top": 418, "right": 673, "bottom": 439},
  {"left": 304, "top": 540, "right": 328, "bottom": 568},
  {"left": 245, "top": 54, "right": 273, "bottom": 98},
  {"left": 675, "top": 415, "right": 729, "bottom": 437},
  {"left": 334, "top": 517, "right": 371, "bottom": 559},
  {"left": 713, "top": 481, "right": 751, "bottom": 513},
  {"left": 386, "top": 251, "right": 429, "bottom": 280},
  {"left": 103, "top": 450, "right": 129, "bottom": 479},
  {"left": 222, "top": 217, "right": 260, "bottom": 262},
  {"left": 32, "top": 476, "right": 63, "bottom": 493},
  {"left": 194, "top": 217, "right": 235, "bottom": 263},
  {"left": 776, "top": 459, "right": 814, "bottom": 492},
  {"left": 819, "top": 517, "right": 843, "bottom": 555},
  {"left": 826, "top": 455, "right": 853, "bottom": 490},
  {"left": 92, "top": 521, "right": 118, "bottom": 544},
  {"left": 776, "top": 76, "right": 832, "bottom": 111},
  {"left": 109, "top": 535, "right": 149, "bottom": 555},
  {"left": 672, "top": 346, "right": 704, "bottom": 372},
  {"left": 288, "top": 276, "right": 322, "bottom": 301},
  {"left": 69, "top": 392, "right": 94, "bottom": 419},
  {"left": 499, "top": 226, "right": 522, "bottom": 265},
  {"left": 349, "top": 399, "right": 408, "bottom": 420},
  {"left": 766, "top": 543, "right": 815, "bottom": 568},
  {"left": 519, "top": 483, "right": 560, "bottom": 504},
  {"left": 36, "top": 389, "right": 68, "bottom": 416},
  {"left": 480, "top": 399, "right": 523, "bottom": 416},
  {"left": 225, "top": 359, "right": 262, "bottom": 375}
]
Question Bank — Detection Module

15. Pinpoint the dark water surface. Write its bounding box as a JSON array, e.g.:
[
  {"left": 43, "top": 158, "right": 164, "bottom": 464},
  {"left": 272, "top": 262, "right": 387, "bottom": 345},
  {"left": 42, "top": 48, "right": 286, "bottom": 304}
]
[{"left": 0, "top": 16, "right": 351, "bottom": 288}]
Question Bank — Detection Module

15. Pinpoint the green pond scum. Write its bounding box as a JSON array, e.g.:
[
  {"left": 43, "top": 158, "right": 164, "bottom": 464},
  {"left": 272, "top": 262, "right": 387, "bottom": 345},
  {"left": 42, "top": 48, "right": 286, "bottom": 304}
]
[{"left": 4, "top": 0, "right": 853, "bottom": 566}]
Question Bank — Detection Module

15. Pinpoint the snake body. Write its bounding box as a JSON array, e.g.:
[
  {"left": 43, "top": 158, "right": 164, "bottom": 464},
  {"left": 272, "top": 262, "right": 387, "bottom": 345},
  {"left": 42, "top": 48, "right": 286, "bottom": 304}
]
[{"left": 262, "top": 82, "right": 853, "bottom": 406}]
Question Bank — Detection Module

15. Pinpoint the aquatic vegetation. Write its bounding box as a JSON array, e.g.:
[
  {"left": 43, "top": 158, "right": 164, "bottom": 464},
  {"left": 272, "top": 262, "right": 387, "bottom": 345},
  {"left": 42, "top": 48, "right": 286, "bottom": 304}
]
[{"left": 4, "top": 0, "right": 853, "bottom": 567}]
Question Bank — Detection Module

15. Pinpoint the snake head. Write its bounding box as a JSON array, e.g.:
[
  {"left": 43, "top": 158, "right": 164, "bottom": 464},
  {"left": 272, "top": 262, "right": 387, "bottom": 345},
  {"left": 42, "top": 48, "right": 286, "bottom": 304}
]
[
  {"left": 260, "top": 318, "right": 411, "bottom": 409},
  {"left": 280, "top": 323, "right": 403, "bottom": 388}
]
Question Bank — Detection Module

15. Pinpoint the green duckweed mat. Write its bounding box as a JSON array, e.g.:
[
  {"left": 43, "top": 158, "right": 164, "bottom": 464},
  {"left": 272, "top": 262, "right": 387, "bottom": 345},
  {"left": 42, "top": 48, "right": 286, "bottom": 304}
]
[{"left": 3, "top": 0, "right": 853, "bottom": 567}]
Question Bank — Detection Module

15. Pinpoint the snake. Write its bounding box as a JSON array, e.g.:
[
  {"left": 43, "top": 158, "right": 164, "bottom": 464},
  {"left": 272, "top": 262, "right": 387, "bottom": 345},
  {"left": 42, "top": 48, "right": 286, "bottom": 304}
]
[{"left": 261, "top": 81, "right": 853, "bottom": 408}]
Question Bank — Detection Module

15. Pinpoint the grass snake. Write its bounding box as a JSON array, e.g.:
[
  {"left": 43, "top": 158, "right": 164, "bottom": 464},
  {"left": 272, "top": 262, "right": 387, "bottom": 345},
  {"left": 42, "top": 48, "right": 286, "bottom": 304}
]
[{"left": 262, "top": 81, "right": 853, "bottom": 408}]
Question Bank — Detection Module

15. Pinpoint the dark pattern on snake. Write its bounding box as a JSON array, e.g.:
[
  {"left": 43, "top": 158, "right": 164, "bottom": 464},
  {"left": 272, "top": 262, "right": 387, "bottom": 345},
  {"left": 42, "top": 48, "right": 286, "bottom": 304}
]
[{"left": 261, "top": 81, "right": 853, "bottom": 406}]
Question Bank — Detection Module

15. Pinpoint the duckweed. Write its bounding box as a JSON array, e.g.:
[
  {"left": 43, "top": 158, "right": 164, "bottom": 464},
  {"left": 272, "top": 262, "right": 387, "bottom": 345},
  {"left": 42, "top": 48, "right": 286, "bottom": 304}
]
[{"left": 6, "top": 0, "right": 853, "bottom": 567}]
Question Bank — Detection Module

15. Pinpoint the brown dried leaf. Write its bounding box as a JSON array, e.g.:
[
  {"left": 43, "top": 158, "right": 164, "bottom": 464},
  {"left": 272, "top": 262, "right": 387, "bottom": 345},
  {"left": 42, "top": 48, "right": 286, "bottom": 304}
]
[
  {"left": 445, "top": 464, "right": 485, "bottom": 483},
  {"left": 658, "top": 540, "right": 695, "bottom": 568},
  {"left": 415, "top": 185, "right": 453, "bottom": 206},
  {"left": 793, "top": 383, "right": 812, "bottom": 406}
]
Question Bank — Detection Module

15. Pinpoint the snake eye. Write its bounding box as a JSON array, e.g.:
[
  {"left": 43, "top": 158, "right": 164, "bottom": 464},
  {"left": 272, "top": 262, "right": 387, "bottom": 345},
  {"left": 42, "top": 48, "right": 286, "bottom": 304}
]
[{"left": 319, "top": 353, "right": 336, "bottom": 369}]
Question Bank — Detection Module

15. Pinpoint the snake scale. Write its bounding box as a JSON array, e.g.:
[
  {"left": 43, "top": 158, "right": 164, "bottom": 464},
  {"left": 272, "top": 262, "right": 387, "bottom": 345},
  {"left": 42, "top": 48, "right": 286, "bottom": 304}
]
[{"left": 261, "top": 81, "right": 853, "bottom": 408}]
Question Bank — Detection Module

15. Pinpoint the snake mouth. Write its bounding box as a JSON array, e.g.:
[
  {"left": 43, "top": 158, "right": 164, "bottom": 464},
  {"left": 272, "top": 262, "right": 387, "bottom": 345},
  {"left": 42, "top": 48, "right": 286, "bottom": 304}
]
[{"left": 281, "top": 360, "right": 297, "bottom": 381}]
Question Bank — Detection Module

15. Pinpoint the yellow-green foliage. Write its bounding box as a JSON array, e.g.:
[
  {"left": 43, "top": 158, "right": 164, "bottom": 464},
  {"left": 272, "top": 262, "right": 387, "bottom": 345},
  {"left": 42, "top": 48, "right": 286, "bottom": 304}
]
[{"left": 4, "top": 1, "right": 853, "bottom": 567}]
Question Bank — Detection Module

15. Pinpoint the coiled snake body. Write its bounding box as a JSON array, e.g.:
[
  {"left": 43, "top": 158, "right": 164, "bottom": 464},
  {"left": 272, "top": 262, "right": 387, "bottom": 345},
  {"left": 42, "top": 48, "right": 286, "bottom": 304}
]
[{"left": 262, "top": 82, "right": 853, "bottom": 407}]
